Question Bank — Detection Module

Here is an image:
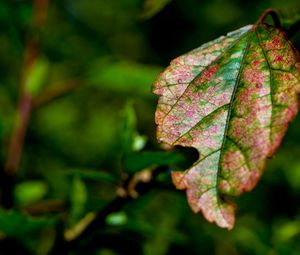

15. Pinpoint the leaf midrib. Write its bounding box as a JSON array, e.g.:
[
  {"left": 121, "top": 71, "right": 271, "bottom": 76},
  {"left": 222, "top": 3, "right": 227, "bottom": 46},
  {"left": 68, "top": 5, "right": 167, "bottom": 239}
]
[
  {"left": 214, "top": 26, "right": 257, "bottom": 223},
  {"left": 160, "top": 30, "right": 252, "bottom": 134}
]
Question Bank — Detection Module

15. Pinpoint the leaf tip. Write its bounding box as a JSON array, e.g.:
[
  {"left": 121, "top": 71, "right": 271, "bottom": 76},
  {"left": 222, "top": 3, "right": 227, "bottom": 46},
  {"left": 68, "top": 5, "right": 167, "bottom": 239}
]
[{"left": 171, "top": 171, "right": 187, "bottom": 190}]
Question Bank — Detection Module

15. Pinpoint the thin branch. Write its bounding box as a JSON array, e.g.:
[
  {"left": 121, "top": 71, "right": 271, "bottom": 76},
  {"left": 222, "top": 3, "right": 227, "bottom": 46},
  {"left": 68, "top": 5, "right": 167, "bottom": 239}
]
[
  {"left": 5, "top": 0, "right": 48, "bottom": 175},
  {"left": 2, "top": 0, "right": 49, "bottom": 207},
  {"left": 21, "top": 199, "right": 65, "bottom": 215},
  {"left": 32, "top": 79, "right": 81, "bottom": 109},
  {"left": 49, "top": 167, "right": 169, "bottom": 254},
  {"left": 5, "top": 95, "right": 32, "bottom": 176}
]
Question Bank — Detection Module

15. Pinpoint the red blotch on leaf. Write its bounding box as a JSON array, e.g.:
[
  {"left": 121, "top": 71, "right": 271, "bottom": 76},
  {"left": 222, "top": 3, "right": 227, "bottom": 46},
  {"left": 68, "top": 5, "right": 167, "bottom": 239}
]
[{"left": 153, "top": 21, "right": 300, "bottom": 230}]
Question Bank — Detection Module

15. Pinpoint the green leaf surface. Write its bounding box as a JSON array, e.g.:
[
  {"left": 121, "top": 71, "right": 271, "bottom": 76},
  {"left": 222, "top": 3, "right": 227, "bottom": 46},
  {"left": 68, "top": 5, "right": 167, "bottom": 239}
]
[
  {"left": 153, "top": 20, "right": 300, "bottom": 229},
  {"left": 106, "top": 211, "right": 128, "bottom": 226},
  {"left": 88, "top": 59, "right": 161, "bottom": 96},
  {"left": 0, "top": 209, "right": 54, "bottom": 237},
  {"left": 24, "top": 57, "right": 49, "bottom": 96},
  {"left": 120, "top": 102, "right": 145, "bottom": 154},
  {"left": 0, "top": 209, "right": 55, "bottom": 254},
  {"left": 14, "top": 181, "right": 48, "bottom": 206},
  {"left": 124, "top": 151, "right": 185, "bottom": 173},
  {"left": 69, "top": 176, "right": 87, "bottom": 226},
  {"left": 64, "top": 169, "right": 118, "bottom": 184}
]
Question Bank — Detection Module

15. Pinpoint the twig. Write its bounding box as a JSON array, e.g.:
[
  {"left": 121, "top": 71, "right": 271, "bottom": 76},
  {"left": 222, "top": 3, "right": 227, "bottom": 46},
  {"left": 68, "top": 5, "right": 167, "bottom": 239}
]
[
  {"left": 5, "top": 91, "right": 33, "bottom": 176},
  {"left": 2, "top": 0, "right": 49, "bottom": 207},
  {"left": 49, "top": 167, "right": 168, "bottom": 254},
  {"left": 21, "top": 199, "right": 65, "bottom": 215},
  {"left": 5, "top": 0, "right": 48, "bottom": 175},
  {"left": 32, "top": 78, "right": 81, "bottom": 108}
]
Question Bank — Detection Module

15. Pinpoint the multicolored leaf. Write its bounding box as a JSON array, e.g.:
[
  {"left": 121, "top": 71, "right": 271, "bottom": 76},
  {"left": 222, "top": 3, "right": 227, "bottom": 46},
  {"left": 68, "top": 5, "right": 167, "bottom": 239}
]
[{"left": 153, "top": 15, "right": 300, "bottom": 229}]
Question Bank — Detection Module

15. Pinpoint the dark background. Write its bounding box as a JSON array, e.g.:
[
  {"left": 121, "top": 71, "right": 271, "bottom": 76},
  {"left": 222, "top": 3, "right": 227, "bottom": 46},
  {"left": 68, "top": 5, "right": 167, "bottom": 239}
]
[{"left": 0, "top": 0, "right": 300, "bottom": 254}]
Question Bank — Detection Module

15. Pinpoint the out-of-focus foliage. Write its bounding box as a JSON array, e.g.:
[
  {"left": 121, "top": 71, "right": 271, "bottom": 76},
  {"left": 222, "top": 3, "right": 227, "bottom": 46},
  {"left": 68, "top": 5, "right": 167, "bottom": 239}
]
[{"left": 0, "top": 0, "right": 299, "bottom": 254}]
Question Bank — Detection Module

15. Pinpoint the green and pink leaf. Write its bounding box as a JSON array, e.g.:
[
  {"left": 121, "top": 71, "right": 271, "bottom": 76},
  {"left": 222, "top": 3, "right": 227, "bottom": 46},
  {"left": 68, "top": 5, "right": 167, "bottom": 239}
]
[{"left": 153, "top": 13, "right": 300, "bottom": 229}]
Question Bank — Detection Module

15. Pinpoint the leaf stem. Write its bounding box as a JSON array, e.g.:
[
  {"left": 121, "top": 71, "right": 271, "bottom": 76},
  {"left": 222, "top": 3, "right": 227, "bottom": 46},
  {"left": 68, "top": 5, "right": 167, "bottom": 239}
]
[
  {"left": 5, "top": 91, "right": 33, "bottom": 176},
  {"left": 257, "top": 8, "right": 281, "bottom": 28}
]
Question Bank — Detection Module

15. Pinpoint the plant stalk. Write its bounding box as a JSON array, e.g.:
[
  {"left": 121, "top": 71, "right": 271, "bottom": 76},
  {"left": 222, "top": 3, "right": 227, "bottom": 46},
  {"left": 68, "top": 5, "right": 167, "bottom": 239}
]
[{"left": 2, "top": 0, "right": 49, "bottom": 207}]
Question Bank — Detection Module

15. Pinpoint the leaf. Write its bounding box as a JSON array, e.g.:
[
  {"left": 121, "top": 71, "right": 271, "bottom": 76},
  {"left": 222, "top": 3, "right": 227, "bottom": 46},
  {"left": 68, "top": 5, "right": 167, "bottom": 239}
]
[
  {"left": 64, "top": 169, "right": 118, "bottom": 184},
  {"left": 24, "top": 57, "right": 49, "bottom": 96},
  {"left": 14, "top": 181, "right": 48, "bottom": 206},
  {"left": 88, "top": 59, "right": 161, "bottom": 96},
  {"left": 153, "top": 14, "right": 300, "bottom": 229},
  {"left": 120, "top": 102, "right": 147, "bottom": 154},
  {"left": 69, "top": 176, "right": 87, "bottom": 226},
  {"left": 0, "top": 209, "right": 54, "bottom": 237},
  {"left": 0, "top": 209, "right": 55, "bottom": 254},
  {"left": 140, "top": 0, "right": 172, "bottom": 19},
  {"left": 124, "top": 151, "right": 185, "bottom": 173},
  {"left": 106, "top": 211, "right": 128, "bottom": 226}
]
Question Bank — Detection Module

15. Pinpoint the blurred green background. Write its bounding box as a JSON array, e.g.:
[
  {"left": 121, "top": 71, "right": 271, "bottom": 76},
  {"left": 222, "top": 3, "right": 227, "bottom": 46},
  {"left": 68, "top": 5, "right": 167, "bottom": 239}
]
[{"left": 0, "top": 0, "right": 300, "bottom": 254}]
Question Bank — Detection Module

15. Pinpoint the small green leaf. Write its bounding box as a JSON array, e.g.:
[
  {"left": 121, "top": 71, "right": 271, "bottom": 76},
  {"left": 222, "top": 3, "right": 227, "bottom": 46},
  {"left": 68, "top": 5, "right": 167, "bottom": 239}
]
[
  {"left": 120, "top": 102, "right": 148, "bottom": 154},
  {"left": 120, "top": 102, "right": 138, "bottom": 154},
  {"left": 124, "top": 151, "right": 185, "bottom": 173},
  {"left": 24, "top": 57, "right": 49, "bottom": 96},
  {"left": 69, "top": 176, "right": 87, "bottom": 226},
  {"left": 274, "top": 220, "right": 300, "bottom": 242},
  {"left": 0, "top": 209, "right": 55, "bottom": 254},
  {"left": 14, "top": 181, "right": 48, "bottom": 206},
  {"left": 105, "top": 211, "right": 128, "bottom": 226},
  {"left": 65, "top": 169, "right": 118, "bottom": 184},
  {"left": 132, "top": 134, "right": 148, "bottom": 152},
  {"left": 0, "top": 209, "right": 54, "bottom": 237}
]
